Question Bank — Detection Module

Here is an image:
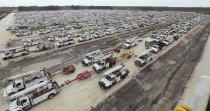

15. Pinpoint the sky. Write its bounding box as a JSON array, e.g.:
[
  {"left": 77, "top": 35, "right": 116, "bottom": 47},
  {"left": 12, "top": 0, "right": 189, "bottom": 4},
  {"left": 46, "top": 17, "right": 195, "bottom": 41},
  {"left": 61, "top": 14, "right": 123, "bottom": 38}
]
[{"left": 0, "top": 0, "right": 209, "bottom": 7}]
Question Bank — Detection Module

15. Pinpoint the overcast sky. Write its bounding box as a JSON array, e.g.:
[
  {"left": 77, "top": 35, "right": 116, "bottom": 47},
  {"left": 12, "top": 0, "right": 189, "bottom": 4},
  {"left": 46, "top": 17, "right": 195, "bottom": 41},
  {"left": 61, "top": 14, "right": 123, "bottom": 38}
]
[{"left": 0, "top": 0, "right": 209, "bottom": 7}]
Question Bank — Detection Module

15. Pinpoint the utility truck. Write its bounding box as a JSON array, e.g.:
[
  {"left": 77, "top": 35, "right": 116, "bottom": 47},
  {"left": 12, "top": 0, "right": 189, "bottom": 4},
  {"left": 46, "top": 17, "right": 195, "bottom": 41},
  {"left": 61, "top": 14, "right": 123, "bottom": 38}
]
[
  {"left": 151, "top": 45, "right": 160, "bottom": 53},
  {"left": 33, "top": 43, "right": 54, "bottom": 52},
  {"left": 8, "top": 81, "right": 60, "bottom": 111},
  {"left": 145, "top": 39, "right": 155, "bottom": 49},
  {"left": 4, "top": 81, "right": 54, "bottom": 102},
  {"left": 3, "top": 69, "right": 51, "bottom": 99},
  {"left": 123, "top": 37, "right": 138, "bottom": 49},
  {"left": 78, "top": 35, "right": 92, "bottom": 42},
  {"left": 93, "top": 52, "right": 116, "bottom": 73},
  {"left": 2, "top": 47, "right": 28, "bottom": 60},
  {"left": 56, "top": 37, "right": 75, "bottom": 47},
  {"left": 82, "top": 50, "right": 104, "bottom": 66},
  {"left": 24, "top": 40, "right": 42, "bottom": 47},
  {"left": 98, "top": 64, "right": 129, "bottom": 89},
  {"left": 135, "top": 50, "right": 153, "bottom": 67}
]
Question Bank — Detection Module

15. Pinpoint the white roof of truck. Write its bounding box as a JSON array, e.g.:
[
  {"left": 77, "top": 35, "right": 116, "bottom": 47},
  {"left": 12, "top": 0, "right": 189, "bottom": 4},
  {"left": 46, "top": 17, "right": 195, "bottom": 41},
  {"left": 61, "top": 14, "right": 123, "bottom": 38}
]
[{"left": 104, "top": 64, "right": 124, "bottom": 76}]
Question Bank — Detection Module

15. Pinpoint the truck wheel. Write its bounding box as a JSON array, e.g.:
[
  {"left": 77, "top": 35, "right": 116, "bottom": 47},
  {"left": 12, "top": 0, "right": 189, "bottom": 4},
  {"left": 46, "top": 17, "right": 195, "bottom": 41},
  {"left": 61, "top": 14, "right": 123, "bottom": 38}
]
[
  {"left": 23, "top": 106, "right": 30, "bottom": 111},
  {"left": 48, "top": 94, "right": 55, "bottom": 99},
  {"left": 121, "top": 74, "right": 128, "bottom": 79}
]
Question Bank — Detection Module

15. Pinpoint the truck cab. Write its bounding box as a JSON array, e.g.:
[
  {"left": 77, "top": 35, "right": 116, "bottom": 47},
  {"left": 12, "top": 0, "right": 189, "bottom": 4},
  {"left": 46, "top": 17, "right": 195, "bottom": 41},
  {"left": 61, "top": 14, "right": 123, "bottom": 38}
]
[
  {"left": 123, "top": 37, "right": 137, "bottom": 49},
  {"left": 83, "top": 55, "right": 93, "bottom": 66},
  {"left": 9, "top": 81, "right": 60, "bottom": 111},
  {"left": 4, "top": 80, "right": 25, "bottom": 97},
  {"left": 2, "top": 51, "right": 13, "bottom": 60},
  {"left": 3, "top": 72, "right": 51, "bottom": 98},
  {"left": 9, "top": 96, "right": 30, "bottom": 111},
  {"left": 93, "top": 57, "right": 116, "bottom": 73},
  {"left": 135, "top": 51, "right": 153, "bottom": 67},
  {"left": 82, "top": 50, "right": 104, "bottom": 66},
  {"left": 151, "top": 45, "right": 160, "bottom": 53},
  {"left": 93, "top": 60, "right": 106, "bottom": 72}
]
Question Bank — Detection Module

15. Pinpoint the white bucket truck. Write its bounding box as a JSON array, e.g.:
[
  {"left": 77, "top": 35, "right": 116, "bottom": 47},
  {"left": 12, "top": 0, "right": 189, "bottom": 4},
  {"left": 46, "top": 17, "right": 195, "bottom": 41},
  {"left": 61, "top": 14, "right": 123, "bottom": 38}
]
[{"left": 98, "top": 64, "right": 129, "bottom": 89}]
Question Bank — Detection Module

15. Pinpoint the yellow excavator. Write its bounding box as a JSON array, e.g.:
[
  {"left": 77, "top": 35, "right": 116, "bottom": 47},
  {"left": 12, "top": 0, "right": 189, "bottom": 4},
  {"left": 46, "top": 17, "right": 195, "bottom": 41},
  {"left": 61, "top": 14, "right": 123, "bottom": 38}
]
[{"left": 173, "top": 105, "right": 194, "bottom": 111}]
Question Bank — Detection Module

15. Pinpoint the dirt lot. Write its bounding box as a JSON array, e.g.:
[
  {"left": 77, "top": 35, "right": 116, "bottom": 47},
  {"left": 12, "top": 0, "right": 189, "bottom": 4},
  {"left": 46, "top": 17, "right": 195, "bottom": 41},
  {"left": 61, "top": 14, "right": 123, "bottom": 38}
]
[
  {"left": 0, "top": 19, "right": 177, "bottom": 88},
  {"left": 0, "top": 13, "right": 207, "bottom": 111},
  {"left": 90, "top": 18, "right": 210, "bottom": 111}
]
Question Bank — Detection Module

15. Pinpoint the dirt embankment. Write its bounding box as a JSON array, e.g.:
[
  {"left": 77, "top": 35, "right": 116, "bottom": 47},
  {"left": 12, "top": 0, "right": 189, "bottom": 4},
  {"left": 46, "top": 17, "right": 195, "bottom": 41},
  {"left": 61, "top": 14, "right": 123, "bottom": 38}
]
[{"left": 90, "top": 19, "right": 210, "bottom": 111}]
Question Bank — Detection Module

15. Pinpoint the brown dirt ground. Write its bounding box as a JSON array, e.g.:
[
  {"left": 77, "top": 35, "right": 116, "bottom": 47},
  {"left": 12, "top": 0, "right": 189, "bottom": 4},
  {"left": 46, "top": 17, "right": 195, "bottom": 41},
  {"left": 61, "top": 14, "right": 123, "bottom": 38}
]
[{"left": 89, "top": 18, "right": 210, "bottom": 111}]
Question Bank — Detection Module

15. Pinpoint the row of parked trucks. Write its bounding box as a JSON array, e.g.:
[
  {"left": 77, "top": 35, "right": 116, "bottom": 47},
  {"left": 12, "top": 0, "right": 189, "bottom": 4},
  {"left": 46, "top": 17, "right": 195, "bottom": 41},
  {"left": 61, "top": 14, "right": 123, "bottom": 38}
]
[
  {"left": 2, "top": 16, "right": 206, "bottom": 111},
  {"left": 2, "top": 47, "right": 28, "bottom": 60}
]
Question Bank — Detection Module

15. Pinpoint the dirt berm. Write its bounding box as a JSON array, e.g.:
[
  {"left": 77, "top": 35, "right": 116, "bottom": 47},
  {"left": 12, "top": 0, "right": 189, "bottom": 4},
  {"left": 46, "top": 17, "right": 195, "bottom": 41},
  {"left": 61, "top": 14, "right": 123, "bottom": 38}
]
[{"left": 90, "top": 20, "right": 210, "bottom": 111}]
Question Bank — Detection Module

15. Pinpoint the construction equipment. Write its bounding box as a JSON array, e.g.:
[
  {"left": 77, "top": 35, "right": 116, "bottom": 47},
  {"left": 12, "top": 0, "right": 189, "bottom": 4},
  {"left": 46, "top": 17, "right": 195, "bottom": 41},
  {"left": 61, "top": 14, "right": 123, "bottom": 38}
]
[
  {"left": 60, "top": 70, "right": 92, "bottom": 87},
  {"left": 173, "top": 105, "right": 194, "bottom": 111},
  {"left": 63, "top": 65, "right": 76, "bottom": 74},
  {"left": 123, "top": 37, "right": 138, "bottom": 49},
  {"left": 98, "top": 64, "right": 129, "bottom": 89},
  {"left": 8, "top": 81, "right": 60, "bottom": 111},
  {"left": 115, "top": 51, "right": 134, "bottom": 62},
  {"left": 82, "top": 49, "right": 104, "bottom": 66},
  {"left": 2, "top": 46, "right": 28, "bottom": 60},
  {"left": 135, "top": 50, "right": 153, "bottom": 67},
  {"left": 93, "top": 53, "right": 116, "bottom": 73},
  {"left": 3, "top": 71, "right": 51, "bottom": 99}
]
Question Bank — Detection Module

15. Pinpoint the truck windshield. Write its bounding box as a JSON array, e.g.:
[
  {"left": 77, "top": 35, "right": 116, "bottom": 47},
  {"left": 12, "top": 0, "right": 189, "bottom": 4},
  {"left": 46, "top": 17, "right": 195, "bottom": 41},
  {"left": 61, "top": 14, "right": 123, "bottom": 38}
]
[
  {"left": 96, "top": 61, "right": 103, "bottom": 66},
  {"left": 153, "top": 45, "right": 159, "bottom": 48},
  {"left": 5, "top": 52, "right": 10, "bottom": 55},
  {"left": 16, "top": 99, "right": 21, "bottom": 106},
  {"left": 12, "top": 82, "right": 16, "bottom": 88},
  {"left": 105, "top": 76, "right": 113, "bottom": 81},
  {"left": 85, "top": 56, "right": 91, "bottom": 60},
  {"left": 139, "top": 55, "right": 146, "bottom": 60}
]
